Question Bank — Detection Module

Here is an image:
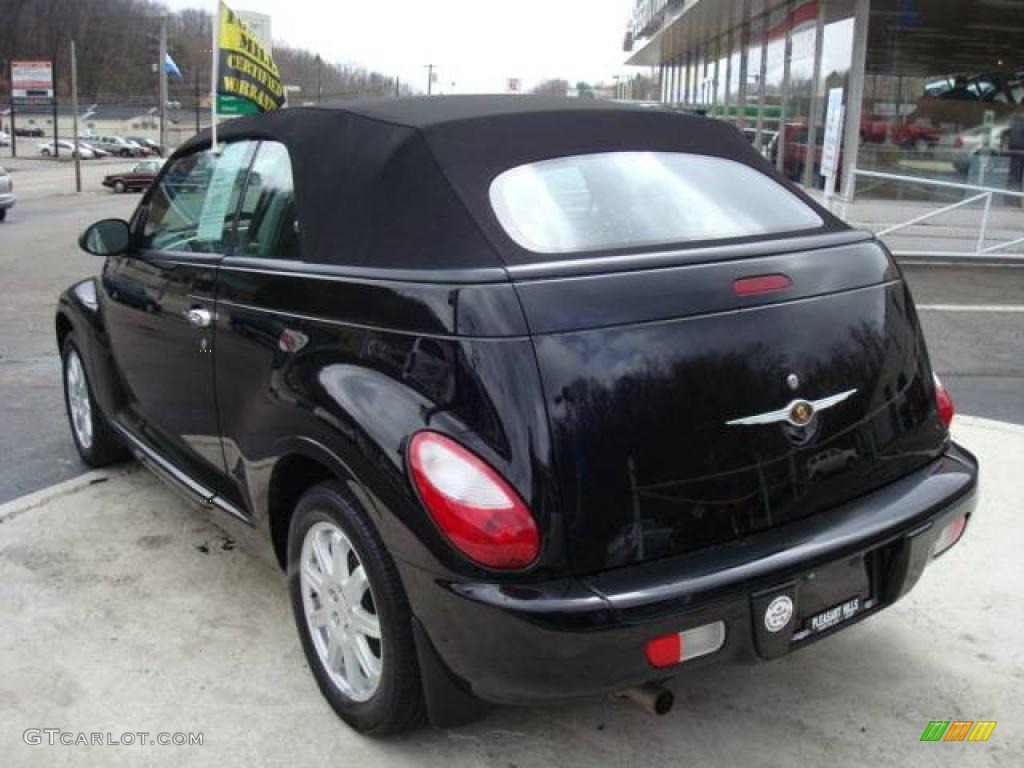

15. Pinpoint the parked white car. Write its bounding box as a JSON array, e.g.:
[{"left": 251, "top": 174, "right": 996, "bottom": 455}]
[
  {"left": 92, "top": 136, "right": 144, "bottom": 157},
  {"left": 38, "top": 140, "right": 95, "bottom": 159},
  {"left": 945, "top": 119, "right": 1011, "bottom": 175},
  {"left": 0, "top": 131, "right": 10, "bottom": 147}
]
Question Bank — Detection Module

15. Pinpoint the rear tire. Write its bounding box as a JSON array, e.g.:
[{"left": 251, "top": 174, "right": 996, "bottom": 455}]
[
  {"left": 287, "top": 481, "right": 425, "bottom": 735},
  {"left": 0, "top": 208, "right": 6, "bottom": 222},
  {"left": 61, "top": 335, "right": 128, "bottom": 467}
]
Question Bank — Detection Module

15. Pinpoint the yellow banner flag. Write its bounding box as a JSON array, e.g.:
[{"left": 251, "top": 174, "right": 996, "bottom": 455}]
[{"left": 217, "top": 1, "right": 284, "bottom": 113}]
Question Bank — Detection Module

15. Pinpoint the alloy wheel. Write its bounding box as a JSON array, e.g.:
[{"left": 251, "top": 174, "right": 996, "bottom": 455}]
[
  {"left": 300, "top": 521, "right": 383, "bottom": 702},
  {"left": 65, "top": 348, "right": 93, "bottom": 451}
]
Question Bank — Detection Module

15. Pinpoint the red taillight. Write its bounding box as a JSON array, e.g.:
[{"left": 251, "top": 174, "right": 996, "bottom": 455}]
[
  {"left": 934, "top": 374, "right": 955, "bottom": 429},
  {"left": 953, "top": 136, "right": 964, "bottom": 149},
  {"left": 408, "top": 431, "right": 539, "bottom": 570},
  {"left": 645, "top": 634, "right": 683, "bottom": 668},
  {"left": 733, "top": 274, "right": 792, "bottom": 296},
  {"left": 645, "top": 622, "right": 726, "bottom": 668}
]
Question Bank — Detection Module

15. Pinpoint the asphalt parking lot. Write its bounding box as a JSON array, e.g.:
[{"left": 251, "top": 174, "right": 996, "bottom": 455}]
[
  {"left": 0, "top": 158, "right": 139, "bottom": 502},
  {"left": 1, "top": 159, "right": 1023, "bottom": 766}
]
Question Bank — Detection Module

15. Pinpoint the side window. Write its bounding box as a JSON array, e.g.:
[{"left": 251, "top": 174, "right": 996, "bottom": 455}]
[
  {"left": 140, "top": 141, "right": 254, "bottom": 254},
  {"left": 235, "top": 141, "right": 303, "bottom": 261}
]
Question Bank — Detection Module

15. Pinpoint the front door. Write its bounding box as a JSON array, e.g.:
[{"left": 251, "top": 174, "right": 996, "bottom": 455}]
[{"left": 102, "top": 140, "right": 255, "bottom": 489}]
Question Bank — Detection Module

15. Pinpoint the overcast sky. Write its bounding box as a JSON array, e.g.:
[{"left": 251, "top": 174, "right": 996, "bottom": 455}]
[{"left": 163, "top": 0, "right": 639, "bottom": 94}]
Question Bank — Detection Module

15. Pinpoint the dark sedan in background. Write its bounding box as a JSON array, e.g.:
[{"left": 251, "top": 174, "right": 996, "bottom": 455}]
[
  {"left": 102, "top": 159, "right": 164, "bottom": 193},
  {"left": 57, "top": 97, "right": 977, "bottom": 736}
]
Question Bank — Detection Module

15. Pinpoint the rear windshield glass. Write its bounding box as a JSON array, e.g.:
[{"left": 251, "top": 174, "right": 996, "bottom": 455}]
[{"left": 489, "top": 151, "right": 824, "bottom": 254}]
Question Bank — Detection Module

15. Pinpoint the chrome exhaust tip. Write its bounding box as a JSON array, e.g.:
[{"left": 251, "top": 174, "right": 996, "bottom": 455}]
[{"left": 614, "top": 682, "right": 675, "bottom": 716}]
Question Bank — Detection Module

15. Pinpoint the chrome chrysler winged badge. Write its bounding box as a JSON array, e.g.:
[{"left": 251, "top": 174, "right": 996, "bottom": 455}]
[{"left": 726, "top": 389, "right": 858, "bottom": 428}]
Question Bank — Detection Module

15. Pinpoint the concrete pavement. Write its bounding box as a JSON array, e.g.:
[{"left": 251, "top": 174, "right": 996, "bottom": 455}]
[{"left": 0, "top": 416, "right": 1020, "bottom": 767}]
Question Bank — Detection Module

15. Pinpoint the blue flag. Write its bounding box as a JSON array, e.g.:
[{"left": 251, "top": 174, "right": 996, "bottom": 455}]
[{"left": 164, "top": 54, "right": 182, "bottom": 78}]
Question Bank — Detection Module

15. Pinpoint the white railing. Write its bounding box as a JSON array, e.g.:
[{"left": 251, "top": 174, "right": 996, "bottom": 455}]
[{"left": 853, "top": 169, "right": 1024, "bottom": 260}]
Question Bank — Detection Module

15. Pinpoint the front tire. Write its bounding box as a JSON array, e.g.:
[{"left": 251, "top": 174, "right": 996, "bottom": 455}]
[
  {"left": 61, "top": 336, "right": 127, "bottom": 467},
  {"left": 114, "top": 180, "right": 126, "bottom": 194},
  {"left": 288, "top": 481, "right": 425, "bottom": 735}
]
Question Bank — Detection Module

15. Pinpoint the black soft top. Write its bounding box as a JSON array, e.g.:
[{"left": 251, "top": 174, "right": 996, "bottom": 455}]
[{"left": 178, "top": 96, "right": 846, "bottom": 270}]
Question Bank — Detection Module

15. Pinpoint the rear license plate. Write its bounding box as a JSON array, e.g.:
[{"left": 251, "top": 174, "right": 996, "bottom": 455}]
[{"left": 805, "top": 597, "right": 862, "bottom": 634}]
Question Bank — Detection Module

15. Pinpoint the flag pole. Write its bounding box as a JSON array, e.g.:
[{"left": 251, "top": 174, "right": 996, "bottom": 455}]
[{"left": 210, "top": 1, "right": 219, "bottom": 152}]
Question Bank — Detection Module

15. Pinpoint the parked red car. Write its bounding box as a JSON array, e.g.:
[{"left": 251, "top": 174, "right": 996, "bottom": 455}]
[
  {"left": 890, "top": 121, "right": 940, "bottom": 150},
  {"left": 772, "top": 122, "right": 843, "bottom": 188},
  {"left": 102, "top": 159, "right": 165, "bottom": 193}
]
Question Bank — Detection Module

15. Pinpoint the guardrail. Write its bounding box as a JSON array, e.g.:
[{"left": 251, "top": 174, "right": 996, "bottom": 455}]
[{"left": 853, "top": 169, "right": 1024, "bottom": 260}]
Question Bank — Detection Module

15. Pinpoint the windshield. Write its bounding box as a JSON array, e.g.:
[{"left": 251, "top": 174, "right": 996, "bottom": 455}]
[{"left": 489, "top": 151, "right": 824, "bottom": 255}]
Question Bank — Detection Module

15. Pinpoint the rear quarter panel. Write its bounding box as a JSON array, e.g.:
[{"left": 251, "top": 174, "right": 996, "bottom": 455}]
[{"left": 213, "top": 264, "right": 567, "bottom": 579}]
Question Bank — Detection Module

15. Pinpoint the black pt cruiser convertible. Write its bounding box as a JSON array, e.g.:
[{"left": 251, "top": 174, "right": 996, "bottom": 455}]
[{"left": 58, "top": 97, "right": 978, "bottom": 734}]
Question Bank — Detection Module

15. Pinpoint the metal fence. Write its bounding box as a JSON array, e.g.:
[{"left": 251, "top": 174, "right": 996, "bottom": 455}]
[{"left": 854, "top": 169, "right": 1024, "bottom": 260}]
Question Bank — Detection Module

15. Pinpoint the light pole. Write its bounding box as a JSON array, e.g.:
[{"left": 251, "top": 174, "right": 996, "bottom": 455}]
[
  {"left": 316, "top": 55, "right": 322, "bottom": 103},
  {"left": 158, "top": 15, "right": 168, "bottom": 154},
  {"left": 194, "top": 69, "right": 201, "bottom": 136},
  {"left": 425, "top": 64, "right": 436, "bottom": 96},
  {"left": 70, "top": 40, "right": 81, "bottom": 192}
]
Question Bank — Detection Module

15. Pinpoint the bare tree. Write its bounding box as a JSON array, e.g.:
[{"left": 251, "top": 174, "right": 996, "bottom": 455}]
[{"left": 0, "top": 0, "right": 412, "bottom": 105}]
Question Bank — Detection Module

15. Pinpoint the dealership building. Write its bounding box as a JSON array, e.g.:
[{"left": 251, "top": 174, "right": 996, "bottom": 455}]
[{"left": 625, "top": 0, "right": 1024, "bottom": 203}]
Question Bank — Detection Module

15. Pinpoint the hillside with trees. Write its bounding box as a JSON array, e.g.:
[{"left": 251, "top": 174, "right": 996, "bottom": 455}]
[{"left": 0, "top": 0, "right": 412, "bottom": 108}]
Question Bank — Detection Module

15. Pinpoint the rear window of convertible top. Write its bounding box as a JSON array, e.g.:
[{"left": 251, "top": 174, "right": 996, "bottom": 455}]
[{"left": 488, "top": 151, "right": 824, "bottom": 255}]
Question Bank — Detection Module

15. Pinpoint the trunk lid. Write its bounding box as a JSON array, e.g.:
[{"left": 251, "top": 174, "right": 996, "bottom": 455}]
[{"left": 514, "top": 235, "right": 948, "bottom": 575}]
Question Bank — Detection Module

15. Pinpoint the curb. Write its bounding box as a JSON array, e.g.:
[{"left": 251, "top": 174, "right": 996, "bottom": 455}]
[
  {"left": 954, "top": 414, "right": 1024, "bottom": 437},
  {"left": 895, "top": 256, "right": 1024, "bottom": 267},
  {"left": 0, "top": 466, "right": 137, "bottom": 523}
]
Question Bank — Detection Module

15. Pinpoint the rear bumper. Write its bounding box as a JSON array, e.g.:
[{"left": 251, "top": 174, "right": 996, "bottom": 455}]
[
  {"left": 0, "top": 194, "right": 14, "bottom": 209},
  {"left": 401, "top": 443, "right": 978, "bottom": 706}
]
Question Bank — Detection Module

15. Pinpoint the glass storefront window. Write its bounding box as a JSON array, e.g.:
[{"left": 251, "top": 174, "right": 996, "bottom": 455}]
[
  {"left": 746, "top": 13, "right": 767, "bottom": 148},
  {"left": 810, "top": 1, "right": 855, "bottom": 188},
  {"left": 784, "top": 1, "right": 819, "bottom": 184},
  {"left": 684, "top": 54, "right": 692, "bottom": 105},
  {"left": 729, "top": 30, "right": 743, "bottom": 124},
  {"left": 697, "top": 48, "right": 708, "bottom": 106},
  {"left": 712, "top": 35, "right": 724, "bottom": 116},
  {"left": 646, "top": 0, "right": 853, "bottom": 191},
  {"left": 858, "top": 0, "right": 1024, "bottom": 204},
  {"left": 763, "top": 2, "right": 789, "bottom": 146}
]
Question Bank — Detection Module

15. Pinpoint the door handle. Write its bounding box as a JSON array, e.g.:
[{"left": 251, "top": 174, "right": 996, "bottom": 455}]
[{"left": 184, "top": 307, "right": 213, "bottom": 328}]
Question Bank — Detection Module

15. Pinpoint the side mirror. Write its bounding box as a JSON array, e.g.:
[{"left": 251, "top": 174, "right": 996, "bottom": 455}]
[{"left": 79, "top": 219, "right": 131, "bottom": 256}]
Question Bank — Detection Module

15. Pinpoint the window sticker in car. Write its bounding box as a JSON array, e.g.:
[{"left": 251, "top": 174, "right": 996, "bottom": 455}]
[{"left": 196, "top": 142, "right": 248, "bottom": 242}]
